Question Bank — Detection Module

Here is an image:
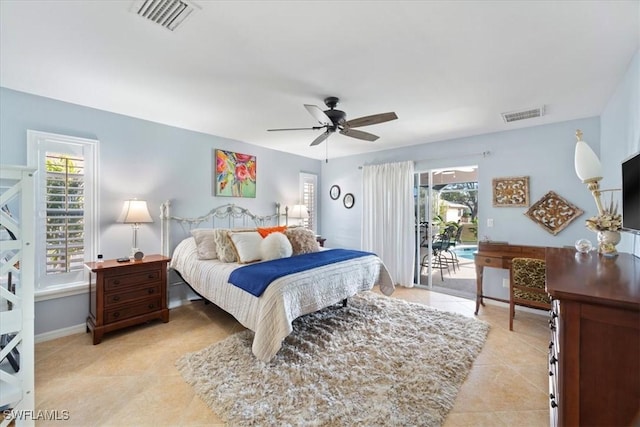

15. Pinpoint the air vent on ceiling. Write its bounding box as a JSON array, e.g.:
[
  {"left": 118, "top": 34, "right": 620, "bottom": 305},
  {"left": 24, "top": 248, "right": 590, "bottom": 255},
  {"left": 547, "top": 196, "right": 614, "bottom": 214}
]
[
  {"left": 131, "top": 0, "right": 200, "bottom": 31},
  {"left": 501, "top": 106, "right": 545, "bottom": 123}
]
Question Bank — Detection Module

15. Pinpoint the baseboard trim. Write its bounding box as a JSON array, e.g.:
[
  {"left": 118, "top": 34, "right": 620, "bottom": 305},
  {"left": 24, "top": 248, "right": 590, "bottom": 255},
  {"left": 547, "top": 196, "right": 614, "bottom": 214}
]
[{"left": 35, "top": 323, "right": 86, "bottom": 344}]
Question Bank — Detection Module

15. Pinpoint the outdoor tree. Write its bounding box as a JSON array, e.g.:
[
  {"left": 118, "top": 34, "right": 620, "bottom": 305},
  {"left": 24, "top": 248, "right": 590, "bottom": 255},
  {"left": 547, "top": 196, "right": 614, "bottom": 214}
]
[{"left": 439, "top": 182, "right": 478, "bottom": 221}]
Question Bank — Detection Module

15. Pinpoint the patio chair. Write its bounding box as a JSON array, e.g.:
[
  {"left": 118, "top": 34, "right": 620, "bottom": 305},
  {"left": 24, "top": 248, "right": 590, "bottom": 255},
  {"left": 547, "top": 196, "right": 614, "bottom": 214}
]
[
  {"left": 438, "top": 225, "right": 460, "bottom": 273},
  {"left": 421, "top": 229, "right": 452, "bottom": 280},
  {"left": 451, "top": 225, "right": 463, "bottom": 245}
]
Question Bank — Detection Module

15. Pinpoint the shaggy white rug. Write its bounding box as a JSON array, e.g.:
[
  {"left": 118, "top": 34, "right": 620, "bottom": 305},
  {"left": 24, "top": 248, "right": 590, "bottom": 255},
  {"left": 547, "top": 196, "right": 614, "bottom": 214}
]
[{"left": 176, "top": 291, "right": 489, "bottom": 426}]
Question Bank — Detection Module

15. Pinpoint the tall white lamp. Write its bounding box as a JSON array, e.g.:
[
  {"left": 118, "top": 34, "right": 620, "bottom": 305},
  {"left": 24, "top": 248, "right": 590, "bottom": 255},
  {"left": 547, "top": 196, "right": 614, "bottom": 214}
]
[
  {"left": 117, "top": 199, "right": 153, "bottom": 258},
  {"left": 574, "top": 129, "right": 605, "bottom": 215},
  {"left": 289, "top": 204, "right": 309, "bottom": 226}
]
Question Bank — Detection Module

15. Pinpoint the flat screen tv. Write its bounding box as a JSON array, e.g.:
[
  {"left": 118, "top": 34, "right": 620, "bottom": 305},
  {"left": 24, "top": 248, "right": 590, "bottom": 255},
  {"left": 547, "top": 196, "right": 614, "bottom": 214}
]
[{"left": 622, "top": 151, "right": 640, "bottom": 234}]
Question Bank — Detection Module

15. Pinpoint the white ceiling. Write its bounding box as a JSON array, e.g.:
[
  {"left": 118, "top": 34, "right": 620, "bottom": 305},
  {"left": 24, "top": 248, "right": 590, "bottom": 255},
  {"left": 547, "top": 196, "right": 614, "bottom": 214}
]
[{"left": 1, "top": 1, "right": 638, "bottom": 160}]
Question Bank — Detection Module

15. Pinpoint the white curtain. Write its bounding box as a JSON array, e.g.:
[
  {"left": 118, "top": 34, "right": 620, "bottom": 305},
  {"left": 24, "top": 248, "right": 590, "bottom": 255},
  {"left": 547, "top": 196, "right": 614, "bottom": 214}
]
[{"left": 362, "top": 161, "right": 415, "bottom": 287}]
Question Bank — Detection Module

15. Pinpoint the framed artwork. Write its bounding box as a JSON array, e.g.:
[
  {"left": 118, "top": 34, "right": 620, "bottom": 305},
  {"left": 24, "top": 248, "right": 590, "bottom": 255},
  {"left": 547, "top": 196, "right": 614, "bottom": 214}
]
[
  {"left": 215, "top": 149, "right": 256, "bottom": 198},
  {"left": 343, "top": 193, "right": 355, "bottom": 209},
  {"left": 329, "top": 185, "right": 341, "bottom": 200},
  {"left": 524, "top": 191, "right": 584, "bottom": 235},
  {"left": 492, "top": 176, "right": 530, "bottom": 207}
]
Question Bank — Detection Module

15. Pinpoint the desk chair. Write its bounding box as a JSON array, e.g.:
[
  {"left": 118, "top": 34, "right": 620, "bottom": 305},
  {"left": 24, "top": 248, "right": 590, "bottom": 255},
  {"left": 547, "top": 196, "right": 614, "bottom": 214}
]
[{"left": 509, "top": 257, "right": 551, "bottom": 331}]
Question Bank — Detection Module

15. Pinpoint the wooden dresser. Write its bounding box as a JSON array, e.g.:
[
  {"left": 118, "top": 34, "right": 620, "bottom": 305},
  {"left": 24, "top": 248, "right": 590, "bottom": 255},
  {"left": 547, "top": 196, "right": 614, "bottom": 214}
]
[
  {"left": 546, "top": 247, "right": 640, "bottom": 427},
  {"left": 86, "top": 254, "right": 170, "bottom": 344},
  {"left": 473, "top": 241, "right": 546, "bottom": 314}
]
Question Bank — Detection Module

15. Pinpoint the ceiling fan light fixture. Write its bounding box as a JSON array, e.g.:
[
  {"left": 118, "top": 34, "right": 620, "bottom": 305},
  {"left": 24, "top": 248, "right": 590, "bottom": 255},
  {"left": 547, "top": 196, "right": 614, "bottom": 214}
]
[{"left": 269, "top": 96, "right": 397, "bottom": 148}]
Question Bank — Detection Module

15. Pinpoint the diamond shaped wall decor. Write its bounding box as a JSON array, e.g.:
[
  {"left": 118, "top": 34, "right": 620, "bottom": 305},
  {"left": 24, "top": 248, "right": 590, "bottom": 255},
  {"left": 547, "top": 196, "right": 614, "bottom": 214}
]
[{"left": 524, "top": 191, "right": 584, "bottom": 235}]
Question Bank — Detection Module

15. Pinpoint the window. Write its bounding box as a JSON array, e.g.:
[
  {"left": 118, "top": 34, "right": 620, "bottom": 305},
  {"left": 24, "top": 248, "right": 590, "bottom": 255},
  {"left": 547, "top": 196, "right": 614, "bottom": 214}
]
[
  {"left": 28, "top": 131, "right": 99, "bottom": 296},
  {"left": 299, "top": 173, "right": 317, "bottom": 231}
]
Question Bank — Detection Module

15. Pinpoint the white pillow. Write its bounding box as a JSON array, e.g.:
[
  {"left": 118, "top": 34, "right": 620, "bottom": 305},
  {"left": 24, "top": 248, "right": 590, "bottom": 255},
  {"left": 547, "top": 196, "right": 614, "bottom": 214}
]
[
  {"left": 190, "top": 229, "right": 218, "bottom": 260},
  {"left": 261, "top": 232, "right": 292, "bottom": 261},
  {"left": 228, "top": 231, "right": 263, "bottom": 264}
]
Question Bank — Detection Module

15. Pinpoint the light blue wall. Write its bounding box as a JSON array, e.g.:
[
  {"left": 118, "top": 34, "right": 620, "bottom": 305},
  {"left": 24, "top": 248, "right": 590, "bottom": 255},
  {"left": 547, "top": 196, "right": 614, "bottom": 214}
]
[
  {"left": 0, "top": 87, "right": 321, "bottom": 335},
  {"left": 320, "top": 117, "right": 602, "bottom": 294},
  {"left": 320, "top": 49, "right": 640, "bottom": 291},
  {"left": 600, "top": 49, "right": 640, "bottom": 255},
  {"left": 321, "top": 118, "right": 601, "bottom": 251}
]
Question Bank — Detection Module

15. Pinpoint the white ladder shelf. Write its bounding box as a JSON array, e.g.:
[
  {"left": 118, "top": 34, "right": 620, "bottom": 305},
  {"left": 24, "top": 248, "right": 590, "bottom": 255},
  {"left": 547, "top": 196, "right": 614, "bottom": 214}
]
[{"left": 0, "top": 165, "right": 35, "bottom": 427}]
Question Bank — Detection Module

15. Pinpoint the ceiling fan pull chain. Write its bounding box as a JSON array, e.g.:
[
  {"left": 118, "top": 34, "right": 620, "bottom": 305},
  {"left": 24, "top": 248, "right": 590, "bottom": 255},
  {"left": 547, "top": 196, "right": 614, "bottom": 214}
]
[{"left": 325, "top": 137, "right": 329, "bottom": 163}]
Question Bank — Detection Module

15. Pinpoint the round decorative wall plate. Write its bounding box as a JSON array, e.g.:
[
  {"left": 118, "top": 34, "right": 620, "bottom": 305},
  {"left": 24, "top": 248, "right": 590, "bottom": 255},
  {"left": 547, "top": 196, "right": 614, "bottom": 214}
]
[
  {"left": 329, "top": 185, "right": 341, "bottom": 200},
  {"left": 343, "top": 193, "right": 355, "bottom": 209}
]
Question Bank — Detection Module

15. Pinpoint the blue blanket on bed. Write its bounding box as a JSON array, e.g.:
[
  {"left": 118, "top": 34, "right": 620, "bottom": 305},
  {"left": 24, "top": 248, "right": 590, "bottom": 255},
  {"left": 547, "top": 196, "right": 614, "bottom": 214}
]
[{"left": 228, "top": 249, "right": 374, "bottom": 297}]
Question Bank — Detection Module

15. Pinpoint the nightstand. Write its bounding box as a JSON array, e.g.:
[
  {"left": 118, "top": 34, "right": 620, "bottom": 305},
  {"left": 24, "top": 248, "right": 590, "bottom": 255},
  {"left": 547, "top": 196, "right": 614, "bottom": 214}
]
[{"left": 85, "top": 254, "right": 170, "bottom": 344}]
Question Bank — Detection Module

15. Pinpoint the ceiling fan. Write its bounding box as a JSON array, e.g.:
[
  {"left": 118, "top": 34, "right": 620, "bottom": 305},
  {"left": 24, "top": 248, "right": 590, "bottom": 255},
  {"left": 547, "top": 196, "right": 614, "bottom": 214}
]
[{"left": 268, "top": 97, "right": 398, "bottom": 147}]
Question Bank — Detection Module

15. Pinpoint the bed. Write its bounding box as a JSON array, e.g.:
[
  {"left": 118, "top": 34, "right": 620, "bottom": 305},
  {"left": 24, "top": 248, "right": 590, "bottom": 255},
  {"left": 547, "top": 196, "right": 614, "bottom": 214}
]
[{"left": 160, "top": 201, "right": 395, "bottom": 362}]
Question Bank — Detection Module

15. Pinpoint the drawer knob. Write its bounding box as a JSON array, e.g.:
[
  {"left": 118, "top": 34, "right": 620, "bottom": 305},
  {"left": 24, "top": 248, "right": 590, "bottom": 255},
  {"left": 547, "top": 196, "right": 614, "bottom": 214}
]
[
  {"left": 485, "top": 258, "right": 491, "bottom": 263},
  {"left": 148, "top": 304, "right": 155, "bottom": 309},
  {"left": 114, "top": 280, "right": 120, "bottom": 285},
  {"left": 113, "top": 296, "right": 120, "bottom": 302},
  {"left": 148, "top": 274, "right": 155, "bottom": 279},
  {"left": 148, "top": 288, "right": 155, "bottom": 294},
  {"left": 113, "top": 312, "right": 120, "bottom": 318}
]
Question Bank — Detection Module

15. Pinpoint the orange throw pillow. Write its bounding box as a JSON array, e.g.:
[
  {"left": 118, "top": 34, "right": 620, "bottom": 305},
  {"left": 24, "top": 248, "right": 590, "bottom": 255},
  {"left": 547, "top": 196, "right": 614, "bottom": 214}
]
[{"left": 257, "top": 225, "right": 287, "bottom": 238}]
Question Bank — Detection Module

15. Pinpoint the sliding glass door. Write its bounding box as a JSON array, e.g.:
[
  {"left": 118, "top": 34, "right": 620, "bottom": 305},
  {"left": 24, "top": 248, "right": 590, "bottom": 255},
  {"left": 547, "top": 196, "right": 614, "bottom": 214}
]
[{"left": 414, "top": 166, "right": 478, "bottom": 295}]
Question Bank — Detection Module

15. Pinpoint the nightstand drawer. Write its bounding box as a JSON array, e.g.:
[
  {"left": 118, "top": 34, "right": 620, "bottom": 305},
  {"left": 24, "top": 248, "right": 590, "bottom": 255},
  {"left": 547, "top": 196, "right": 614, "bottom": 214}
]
[
  {"left": 105, "top": 285, "right": 161, "bottom": 307},
  {"left": 105, "top": 269, "right": 161, "bottom": 291},
  {"left": 105, "top": 297, "right": 162, "bottom": 324}
]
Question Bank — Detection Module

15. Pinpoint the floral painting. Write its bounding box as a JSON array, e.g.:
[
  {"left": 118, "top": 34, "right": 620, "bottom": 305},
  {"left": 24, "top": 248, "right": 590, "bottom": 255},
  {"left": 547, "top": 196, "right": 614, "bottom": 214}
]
[{"left": 215, "top": 149, "right": 256, "bottom": 198}]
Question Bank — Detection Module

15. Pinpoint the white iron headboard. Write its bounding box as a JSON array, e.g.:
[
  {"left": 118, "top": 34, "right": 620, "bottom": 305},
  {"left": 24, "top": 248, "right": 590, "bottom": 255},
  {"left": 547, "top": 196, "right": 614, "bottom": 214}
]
[{"left": 159, "top": 201, "right": 284, "bottom": 257}]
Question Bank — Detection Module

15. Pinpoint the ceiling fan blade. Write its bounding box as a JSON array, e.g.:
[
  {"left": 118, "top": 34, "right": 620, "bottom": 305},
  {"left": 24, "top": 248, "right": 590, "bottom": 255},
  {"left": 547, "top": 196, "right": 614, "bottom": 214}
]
[
  {"left": 310, "top": 131, "right": 331, "bottom": 146},
  {"left": 304, "top": 104, "right": 333, "bottom": 126},
  {"left": 344, "top": 112, "right": 398, "bottom": 128},
  {"left": 268, "top": 126, "right": 324, "bottom": 131},
  {"left": 339, "top": 128, "right": 379, "bottom": 142}
]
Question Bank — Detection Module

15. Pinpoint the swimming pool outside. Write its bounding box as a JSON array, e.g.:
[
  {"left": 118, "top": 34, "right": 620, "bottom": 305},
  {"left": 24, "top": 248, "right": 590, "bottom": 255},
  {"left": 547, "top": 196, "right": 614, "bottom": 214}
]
[{"left": 451, "top": 245, "right": 477, "bottom": 260}]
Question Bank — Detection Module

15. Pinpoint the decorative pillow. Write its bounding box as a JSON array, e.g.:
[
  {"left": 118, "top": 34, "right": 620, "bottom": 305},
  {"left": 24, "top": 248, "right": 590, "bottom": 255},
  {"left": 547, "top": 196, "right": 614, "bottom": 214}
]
[
  {"left": 285, "top": 227, "right": 319, "bottom": 255},
  {"left": 213, "top": 228, "right": 236, "bottom": 263},
  {"left": 190, "top": 229, "right": 218, "bottom": 260},
  {"left": 260, "top": 232, "right": 292, "bottom": 261},
  {"left": 228, "top": 231, "right": 263, "bottom": 264},
  {"left": 257, "top": 225, "right": 287, "bottom": 238}
]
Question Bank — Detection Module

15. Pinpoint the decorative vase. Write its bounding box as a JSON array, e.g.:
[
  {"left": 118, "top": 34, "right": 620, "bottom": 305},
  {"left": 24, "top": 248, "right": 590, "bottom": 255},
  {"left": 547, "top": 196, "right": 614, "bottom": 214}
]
[{"left": 596, "top": 230, "right": 621, "bottom": 257}]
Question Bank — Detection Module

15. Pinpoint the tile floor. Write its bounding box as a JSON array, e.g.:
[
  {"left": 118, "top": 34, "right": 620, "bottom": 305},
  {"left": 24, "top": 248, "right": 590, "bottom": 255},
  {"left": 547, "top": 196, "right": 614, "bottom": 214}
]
[{"left": 33, "top": 287, "right": 550, "bottom": 426}]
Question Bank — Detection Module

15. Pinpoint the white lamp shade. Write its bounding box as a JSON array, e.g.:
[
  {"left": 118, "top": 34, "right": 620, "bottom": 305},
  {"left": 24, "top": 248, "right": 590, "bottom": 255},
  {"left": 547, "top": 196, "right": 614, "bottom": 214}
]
[
  {"left": 574, "top": 139, "right": 602, "bottom": 182},
  {"left": 117, "top": 200, "right": 153, "bottom": 224},
  {"left": 289, "top": 204, "right": 309, "bottom": 219}
]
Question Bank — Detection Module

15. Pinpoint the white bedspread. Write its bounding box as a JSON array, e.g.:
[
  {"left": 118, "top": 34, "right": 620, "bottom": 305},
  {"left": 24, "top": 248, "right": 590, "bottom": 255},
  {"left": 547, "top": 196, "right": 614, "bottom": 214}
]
[{"left": 170, "top": 237, "right": 395, "bottom": 361}]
